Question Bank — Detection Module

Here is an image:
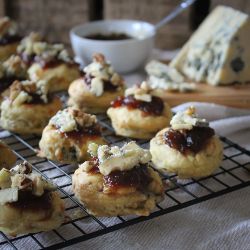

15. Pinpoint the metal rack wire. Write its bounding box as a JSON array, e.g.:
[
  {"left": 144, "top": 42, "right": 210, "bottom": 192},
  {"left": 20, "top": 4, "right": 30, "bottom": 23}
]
[{"left": 0, "top": 113, "right": 249, "bottom": 250}]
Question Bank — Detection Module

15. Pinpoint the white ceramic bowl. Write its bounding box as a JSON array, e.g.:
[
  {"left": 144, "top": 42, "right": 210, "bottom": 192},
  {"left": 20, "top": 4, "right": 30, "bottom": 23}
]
[{"left": 70, "top": 20, "right": 155, "bottom": 73}]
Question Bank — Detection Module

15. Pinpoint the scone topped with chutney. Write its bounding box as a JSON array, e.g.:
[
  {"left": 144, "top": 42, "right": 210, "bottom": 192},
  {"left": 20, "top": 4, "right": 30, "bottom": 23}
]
[
  {"left": 150, "top": 107, "right": 223, "bottom": 178},
  {"left": 0, "top": 55, "right": 27, "bottom": 102},
  {"left": 0, "top": 79, "right": 62, "bottom": 134},
  {"left": 0, "top": 161, "right": 64, "bottom": 236},
  {"left": 72, "top": 142, "right": 164, "bottom": 216},
  {"left": 107, "top": 81, "right": 172, "bottom": 139},
  {"left": 0, "top": 17, "right": 21, "bottom": 61},
  {"left": 17, "top": 35, "right": 80, "bottom": 92},
  {"left": 68, "top": 53, "right": 124, "bottom": 113},
  {"left": 39, "top": 107, "right": 106, "bottom": 164}
]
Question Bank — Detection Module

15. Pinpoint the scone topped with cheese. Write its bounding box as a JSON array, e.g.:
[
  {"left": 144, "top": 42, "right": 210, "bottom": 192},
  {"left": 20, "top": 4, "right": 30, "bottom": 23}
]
[
  {"left": 0, "top": 55, "right": 27, "bottom": 98},
  {"left": 0, "top": 140, "right": 16, "bottom": 169},
  {"left": 107, "top": 81, "right": 172, "bottom": 139},
  {"left": 0, "top": 161, "right": 64, "bottom": 236},
  {"left": 68, "top": 53, "right": 124, "bottom": 113},
  {"left": 0, "top": 17, "right": 21, "bottom": 61},
  {"left": 72, "top": 142, "right": 164, "bottom": 216},
  {"left": 17, "top": 35, "right": 80, "bottom": 92},
  {"left": 150, "top": 107, "right": 223, "bottom": 178},
  {"left": 39, "top": 107, "right": 106, "bottom": 164},
  {"left": 0, "top": 79, "right": 62, "bottom": 134}
]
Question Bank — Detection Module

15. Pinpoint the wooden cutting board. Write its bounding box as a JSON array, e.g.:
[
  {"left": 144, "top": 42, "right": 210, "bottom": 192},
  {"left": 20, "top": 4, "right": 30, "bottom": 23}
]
[{"left": 156, "top": 83, "right": 250, "bottom": 109}]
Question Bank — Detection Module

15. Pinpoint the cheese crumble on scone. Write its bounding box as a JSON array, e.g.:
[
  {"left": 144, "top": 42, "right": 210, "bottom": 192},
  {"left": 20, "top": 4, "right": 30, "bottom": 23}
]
[
  {"left": 39, "top": 107, "right": 106, "bottom": 164},
  {"left": 72, "top": 142, "right": 164, "bottom": 217},
  {"left": 150, "top": 106, "right": 223, "bottom": 179},
  {"left": 0, "top": 17, "right": 22, "bottom": 62},
  {"left": 0, "top": 161, "right": 64, "bottom": 236},
  {"left": 0, "top": 79, "right": 62, "bottom": 134},
  {"left": 17, "top": 34, "right": 80, "bottom": 92},
  {"left": 107, "top": 81, "right": 172, "bottom": 139},
  {"left": 68, "top": 53, "right": 124, "bottom": 113}
]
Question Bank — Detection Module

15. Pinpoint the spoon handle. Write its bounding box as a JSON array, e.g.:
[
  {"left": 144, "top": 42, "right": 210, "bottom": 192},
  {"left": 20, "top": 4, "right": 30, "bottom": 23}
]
[{"left": 154, "top": 0, "right": 197, "bottom": 30}]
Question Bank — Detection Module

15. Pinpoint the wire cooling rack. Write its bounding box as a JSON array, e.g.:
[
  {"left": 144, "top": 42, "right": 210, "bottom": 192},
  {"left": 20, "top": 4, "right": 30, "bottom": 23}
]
[{"left": 0, "top": 113, "right": 250, "bottom": 250}]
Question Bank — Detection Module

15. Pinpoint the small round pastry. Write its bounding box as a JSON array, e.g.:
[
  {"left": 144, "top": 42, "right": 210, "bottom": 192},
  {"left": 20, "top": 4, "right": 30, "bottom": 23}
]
[
  {"left": 39, "top": 107, "right": 106, "bottom": 164},
  {"left": 73, "top": 142, "right": 164, "bottom": 216},
  {"left": 107, "top": 81, "right": 172, "bottom": 139},
  {"left": 150, "top": 107, "right": 223, "bottom": 179},
  {"left": 0, "top": 140, "right": 16, "bottom": 169},
  {"left": 0, "top": 161, "right": 64, "bottom": 236},
  {"left": 0, "top": 17, "right": 22, "bottom": 61},
  {"left": 0, "top": 79, "right": 62, "bottom": 134},
  {"left": 17, "top": 35, "right": 80, "bottom": 92},
  {"left": 68, "top": 53, "right": 124, "bottom": 113},
  {"left": 0, "top": 55, "right": 28, "bottom": 103}
]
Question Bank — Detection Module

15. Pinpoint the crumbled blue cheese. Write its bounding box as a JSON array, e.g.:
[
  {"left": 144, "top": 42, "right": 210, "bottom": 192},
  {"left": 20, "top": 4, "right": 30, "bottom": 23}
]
[
  {"left": 125, "top": 81, "right": 153, "bottom": 102},
  {"left": 87, "top": 141, "right": 151, "bottom": 175},
  {"left": 83, "top": 53, "right": 123, "bottom": 96},
  {"left": 50, "top": 109, "right": 77, "bottom": 133},
  {"left": 3, "top": 55, "right": 27, "bottom": 78},
  {"left": 146, "top": 60, "right": 196, "bottom": 92},
  {"left": 170, "top": 106, "right": 208, "bottom": 130}
]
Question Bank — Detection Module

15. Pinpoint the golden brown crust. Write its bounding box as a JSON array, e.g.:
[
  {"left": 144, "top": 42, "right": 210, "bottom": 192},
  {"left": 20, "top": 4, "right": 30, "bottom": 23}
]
[
  {"left": 0, "top": 191, "right": 64, "bottom": 236},
  {"left": 68, "top": 78, "right": 124, "bottom": 113},
  {"left": 72, "top": 166, "right": 164, "bottom": 217},
  {"left": 0, "top": 42, "right": 18, "bottom": 62},
  {"left": 39, "top": 124, "right": 106, "bottom": 164},
  {"left": 0, "top": 140, "right": 16, "bottom": 169},
  {"left": 150, "top": 127, "right": 223, "bottom": 178},
  {"left": 28, "top": 63, "right": 81, "bottom": 92},
  {"left": 0, "top": 96, "right": 62, "bottom": 134},
  {"left": 107, "top": 103, "right": 172, "bottom": 139}
]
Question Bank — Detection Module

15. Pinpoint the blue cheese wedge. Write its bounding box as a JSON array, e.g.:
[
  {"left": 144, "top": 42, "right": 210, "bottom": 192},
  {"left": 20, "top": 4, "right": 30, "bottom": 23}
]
[
  {"left": 86, "top": 141, "right": 151, "bottom": 175},
  {"left": 170, "top": 106, "right": 208, "bottom": 130},
  {"left": 170, "top": 6, "right": 250, "bottom": 85}
]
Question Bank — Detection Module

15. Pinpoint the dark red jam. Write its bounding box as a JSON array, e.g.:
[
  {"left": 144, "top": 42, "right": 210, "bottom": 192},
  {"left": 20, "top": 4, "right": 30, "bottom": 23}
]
[
  {"left": 8, "top": 191, "right": 52, "bottom": 212},
  {"left": 103, "top": 165, "right": 152, "bottom": 191},
  {"left": 83, "top": 73, "right": 118, "bottom": 92},
  {"left": 88, "top": 157, "right": 100, "bottom": 174},
  {"left": 0, "top": 34, "right": 22, "bottom": 45},
  {"left": 60, "top": 124, "right": 102, "bottom": 143},
  {"left": 85, "top": 32, "right": 133, "bottom": 41},
  {"left": 164, "top": 126, "right": 215, "bottom": 155},
  {"left": 111, "top": 95, "right": 164, "bottom": 116}
]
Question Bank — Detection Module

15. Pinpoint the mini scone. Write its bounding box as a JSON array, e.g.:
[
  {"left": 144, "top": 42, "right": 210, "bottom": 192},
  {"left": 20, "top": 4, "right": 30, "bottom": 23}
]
[
  {"left": 72, "top": 142, "right": 164, "bottom": 216},
  {"left": 150, "top": 107, "right": 223, "bottom": 179},
  {"left": 39, "top": 107, "right": 106, "bottom": 164},
  {"left": 0, "top": 55, "right": 28, "bottom": 103},
  {"left": 68, "top": 53, "right": 124, "bottom": 113},
  {"left": 0, "top": 79, "right": 62, "bottom": 134},
  {"left": 17, "top": 35, "right": 80, "bottom": 92},
  {"left": 0, "top": 140, "right": 16, "bottom": 169},
  {"left": 107, "top": 81, "right": 172, "bottom": 139},
  {"left": 0, "top": 161, "right": 64, "bottom": 236},
  {"left": 0, "top": 17, "right": 21, "bottom": 61}
]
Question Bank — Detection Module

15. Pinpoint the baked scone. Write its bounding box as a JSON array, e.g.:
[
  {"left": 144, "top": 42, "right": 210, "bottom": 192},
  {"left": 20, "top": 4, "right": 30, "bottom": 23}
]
[
  {"left": 150, "top": 107, "right": 223, "bottom": 179},
  {"left": 68, "top": 53, "right": 124, "bottom": 113},
  {"left": 17, "top": 35, "right": 80, "bottom": 92},
  {"left": 0, "top": 79, "right": 62, "bottom": 134},
  {"left": 39, "top": 107, "right": 106, "bottom": 164},
  {"left": 107, "top": 81, "right": 172, "bottom": 139},
  {"left": 0, "top": 161, "right": 64, "bottom": 236},
  {"left": 0, "top": 17, "right": 21, "bottom": 62},
  {"left": 0, "top": 140, "right": 16, "bottom": 169},
  {"left": 0, "top": 55, "right": 28, "bottom": 103},
  {"left": 73, "top": 142, "right": 164, "bottom": 216}
]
